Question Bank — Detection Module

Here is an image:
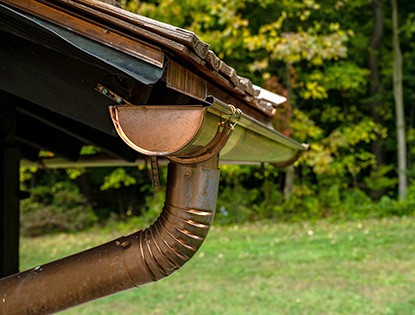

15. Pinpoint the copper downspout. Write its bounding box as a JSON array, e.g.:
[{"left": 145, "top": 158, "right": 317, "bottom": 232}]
[{"left": 0, "top": 156, "right": 220, "bottom": 314}]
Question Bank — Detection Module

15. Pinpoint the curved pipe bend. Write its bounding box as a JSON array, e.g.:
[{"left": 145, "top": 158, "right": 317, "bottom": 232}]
[
  {"left": 121, "top": 156, "right": 220, "bottom": 286},
  {"left": 0, "top": 157, "right": 220, "bottom": 315}
]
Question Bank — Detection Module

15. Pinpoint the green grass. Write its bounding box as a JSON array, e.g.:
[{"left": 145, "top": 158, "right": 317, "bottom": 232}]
[{"left": 20, "top": 217, "right": 415, "bottom": 314}]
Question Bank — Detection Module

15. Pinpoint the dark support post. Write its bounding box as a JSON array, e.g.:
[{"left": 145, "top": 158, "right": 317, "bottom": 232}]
[{"left": 0, "top": 92, "right": 20, "bottom": 277}]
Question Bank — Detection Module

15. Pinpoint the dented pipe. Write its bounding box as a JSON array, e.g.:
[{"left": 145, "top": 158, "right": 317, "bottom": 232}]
[{"left": 0, "top": 156, "right": 220, "bottom": 314}]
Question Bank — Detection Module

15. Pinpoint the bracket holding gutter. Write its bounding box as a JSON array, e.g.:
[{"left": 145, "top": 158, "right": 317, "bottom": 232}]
[
  {"left": 167, "top": 105, "right": 241, "bottom": 165},
  {"left": 96, "top": 83, "right": 133, "bottom": 105}
]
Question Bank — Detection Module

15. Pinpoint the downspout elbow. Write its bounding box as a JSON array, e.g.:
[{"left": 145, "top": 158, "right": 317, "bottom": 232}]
[
  {"left": 0, "top": 157, "right": 220, "bottom": 314},
  {"left": 121, "top": 156, "right": 220, "bottom": 286}
]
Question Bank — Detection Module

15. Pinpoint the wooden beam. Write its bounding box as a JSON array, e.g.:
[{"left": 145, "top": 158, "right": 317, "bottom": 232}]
[{"left": 0, "top": 92, "right": 20, "bottom": 277}]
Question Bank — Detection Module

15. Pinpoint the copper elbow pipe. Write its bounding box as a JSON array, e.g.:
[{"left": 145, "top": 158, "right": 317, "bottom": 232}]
[{"left": 0, "top": 157, "right": 220, "bottom": 314}]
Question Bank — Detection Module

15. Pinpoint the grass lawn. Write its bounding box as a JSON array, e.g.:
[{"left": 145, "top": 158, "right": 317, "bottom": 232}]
[{"left": 20, "top": 217, "right": 415, "bottom": 315}]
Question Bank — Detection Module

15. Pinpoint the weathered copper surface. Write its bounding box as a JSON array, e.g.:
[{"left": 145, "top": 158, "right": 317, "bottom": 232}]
[
  {"left": 1, "top": 0, "right": 165, "bottom": 68},
  {"left": 109, "top": 100, "right": 306, "bottom": 164},
  {"left": 109, "top": 105, "right": 206, "bottom": 156},
  {"left": 0, "top": 157, "right": 220, "bottom": 314},
  {"left": 1, "top": 0, "right": 280, "bottom": 117},
  {"left": 72, "top": 0, "right": 211, "bottom": 59},
  {"left": 166, "top": 60, "right": 208, "bottom": 101}
]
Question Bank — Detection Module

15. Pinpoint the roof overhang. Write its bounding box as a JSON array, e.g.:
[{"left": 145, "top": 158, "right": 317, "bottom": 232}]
[{"left": 0, "top": 0, "right": 306, "bottom": 166}]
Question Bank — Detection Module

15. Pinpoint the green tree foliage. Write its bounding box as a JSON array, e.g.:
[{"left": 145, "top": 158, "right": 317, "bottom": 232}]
[
  {"left": 20, "top": 180, "right": 97, "bottom": 236},
  {"left": 124, "top": 3, "right": 374, "bottom": 180},
  {"left": 19, "top": 0, "right": 415, "bottom": 233},
  {"left": 118, "top": 0, "right": 414, "bottom": 206}
]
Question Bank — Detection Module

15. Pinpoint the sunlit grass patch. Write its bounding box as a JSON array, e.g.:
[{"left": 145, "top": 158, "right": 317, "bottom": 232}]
[{"left": 20, "top": 217, "right": 415, "bottom": 314}]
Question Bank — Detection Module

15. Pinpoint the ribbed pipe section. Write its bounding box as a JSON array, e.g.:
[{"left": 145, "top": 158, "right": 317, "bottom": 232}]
[
  {"left": 0, "top": 157, "right": 220, "bottom": 314},
  {"left": 138, "top": 204, "right": 213, "bottom": 281}
]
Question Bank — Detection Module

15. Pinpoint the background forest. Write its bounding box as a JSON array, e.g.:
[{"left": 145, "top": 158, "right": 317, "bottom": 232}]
[{"left": 20, "top": 0, "right": 415, "bottom": 235}]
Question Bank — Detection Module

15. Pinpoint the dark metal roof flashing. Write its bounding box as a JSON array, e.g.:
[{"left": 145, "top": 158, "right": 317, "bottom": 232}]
[{"left": 0, "top": 4, "right": 165, "bottom": 84}]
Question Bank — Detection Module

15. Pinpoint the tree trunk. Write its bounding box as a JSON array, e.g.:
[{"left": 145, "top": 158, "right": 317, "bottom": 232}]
[
  {"left": 79, "top": 172, "right": 95, "bottom": 205},
  {"left": 368, "top": 0, "right": 384, "bottom": 165},
  {"left": 283, "top": 165, "right": 294, "bottom": 199},
  {"left": 391, "top": 0, "right": 408, "bottom": 199},
  {"left": 284, "top": 62, "right": 294, "bottom": 199},
  {"left": 409, "top": 101, "right": 414, "bottom": 169}
]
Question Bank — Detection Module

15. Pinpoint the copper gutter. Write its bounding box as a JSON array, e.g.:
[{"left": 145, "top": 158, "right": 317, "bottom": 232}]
[
  {"left": 109, "top": 98, "right": 307, "bottom": 165},
  {"left": 0, "top": 156, "right": 220, "bottom": 314}
]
